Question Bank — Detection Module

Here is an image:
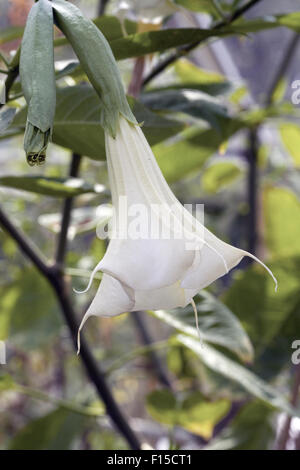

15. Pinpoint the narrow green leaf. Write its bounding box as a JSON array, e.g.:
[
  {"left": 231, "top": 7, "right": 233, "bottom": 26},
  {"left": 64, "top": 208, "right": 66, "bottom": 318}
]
[
  {"left": 9, "top": 408, "right": 87, "bottom": 450},
  {"left": 0, "top": 175, "right": 106, "bottom": 198},
  {"left": 177, "top": 334, "right": 298, "bottom": 416},
  {"left": 12, "top": 85, "right": 184, "bottom": 159},
  {"left": 150, "top": 290, "right": 253, "bottom": 362}
]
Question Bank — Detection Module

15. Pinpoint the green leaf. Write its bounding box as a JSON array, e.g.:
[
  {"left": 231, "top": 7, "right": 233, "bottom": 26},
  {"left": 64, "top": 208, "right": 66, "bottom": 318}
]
[
  {"left": 202, "top": 158, "right": 244, "bottom": 193},
  {"left": 55, "top": 16, "right": 137, "bottom": 47},
  {"left": 9, "top": 408, "right": 87, "bottom": 450},
  {"left": 153, "top": 119, "right": 242, "bottom": 183},
  {"left": 280, "top": 123, "right": 300, "bottom": 167},
  {"left": 177, "top": 334, "right": 298, "bottom": 416},
  {"left": 0, "top": 108, "right": 16, "bottom": 135},
  {"left": 146, "top": 389, "right": 177, "bottom": 426},
  {"left": 0, "top": 175, "right": 106, "bottom": 198},
  {"left": 0, "top": 16, "right": 136, "bottom": 46},
  {"left": 146, "top": 389, "right": 230, "bottom": 439},
  {"left": 52, "top": 0, "right": 137, "bottom": 137},
  {"left": 263, "top": 186, "right": 300, "bottom": 258},
  {"left": 0, "top": 374, "right": 15, "bottom": 392},
  {"left": 12, "top": 85, "right": 184, "bottom": 159},
  {"left": 230, "top": 13, "right": 300, "bottom": 34},
  {"left": 110, "top": 27, "right": 232, "bottom": 61},
  {"left": 174, "top": 0, "right": 220, "bottom": 15},
  {"left": 20, "top": 0, "right": 56, "bottom": 164},
  {"left": 224, "top": 257, "right": 300, "bottom": 379},
  {"left": 180, "top": 393, "right": 230, "bottom": 439},
  {"left": 0, "top": 26, "right": 24, "bottom": 45},
  {"left": 175, "top": 59, "right": 226, "bottom": 85},
  {"left": 206, "top": 401, "right": 274, "bottom": 450},
  {"left": 151, "top": 290, "right": 253, "bottom": 362},
  {"left": 0, "top": 268, "right": 61, "bottom": 349},
  {"left": 141, "top": 89, "right": 229, "bottom": 130}
]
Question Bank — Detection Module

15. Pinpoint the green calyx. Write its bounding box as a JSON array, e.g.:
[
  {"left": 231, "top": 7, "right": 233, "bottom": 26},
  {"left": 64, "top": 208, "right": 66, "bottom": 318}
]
[
  {"left": 24, "top": 122, "right": 51, "bottom": 167},
  {"left": 52, "top": 0, "right": 137, "bottom": 138},
  {"left": 20, "top": 0, "right": 56, "bottom": 164}
]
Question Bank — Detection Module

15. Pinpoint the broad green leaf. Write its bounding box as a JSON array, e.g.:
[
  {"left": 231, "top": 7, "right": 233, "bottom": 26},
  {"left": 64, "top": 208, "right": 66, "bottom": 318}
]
[
  {"left": 9, "top": 408, "right": 87, "bottom": 450},
  {"left": 175, "top": 59, "right": 226, "bottom": 85},
  {"left": 202, "top": 158, "right": 244, "bottom": 193},
  {"left": 0, "top": 268, "right": 61, "bottom": 349},
  {"left": 171, "top": 59, "right": 230, "bottom": 96},
  {"left": 263, "top": 186, "right": 300, "bottom": 258},
  {"left": 280, "top": 123, "right": 300, "bottom": 166},
  {"left": 0, "top": 175, "right": 106, "bottom": 198},
  {"left": 151, "top": 290, "right": 253, "bottom": 362},
  {"left": 177, "top": 334, "right": 298, "bottom": 416},
  {"left": 180, "top": 393, "right": 230, "bottom": 438},
  {"left": 146, "top": 389, "right": 177, "bottom": 426},
  {"left": 224, "top": 257, "right": 300, "bottom": 379},
  {"left": 153, "top": 119, "right": 242, "bottom": 183},
  {"left": 0, "top": 108, "right": 16, "bottom": 134},
  {"left": 141, "top": 89, "right": 229, "bottom": 131},
  {"left": 11, "top": 85, "right": 184, "bottom": 159},
  {"left": 146, "top": 389, "right": 230, "bottom": 439}
]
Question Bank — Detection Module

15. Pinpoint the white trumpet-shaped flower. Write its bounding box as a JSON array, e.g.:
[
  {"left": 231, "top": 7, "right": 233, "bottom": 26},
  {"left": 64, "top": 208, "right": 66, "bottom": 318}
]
[{"left": 77, "top": 116, "right": 277, "bottom": 349}]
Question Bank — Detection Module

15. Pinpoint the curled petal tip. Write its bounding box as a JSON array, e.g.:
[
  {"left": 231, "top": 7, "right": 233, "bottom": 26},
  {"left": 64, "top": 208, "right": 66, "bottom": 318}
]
[
  {"left": 73, "top": 286, "right": 89, "bottom": 295},
  {"left": 77, "top": 330, "right": 81, "bottom": 355}
]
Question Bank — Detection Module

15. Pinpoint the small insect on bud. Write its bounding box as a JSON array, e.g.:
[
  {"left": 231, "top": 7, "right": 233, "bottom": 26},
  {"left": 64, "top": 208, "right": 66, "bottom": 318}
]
[{"left": 20, "top": 0, "right": 56, "bottom": 165}]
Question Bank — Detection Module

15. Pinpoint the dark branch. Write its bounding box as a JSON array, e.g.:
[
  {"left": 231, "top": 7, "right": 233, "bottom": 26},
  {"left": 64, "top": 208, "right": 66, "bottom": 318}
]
[
  {"left": 0, "top": 206, "right": 50, "bottom": 277},
  {"left": 0, "top": 210, "right": 141, "bottom": 449},
  {"left": 55, "top": 153, "right": 82, "bottom": 267},
  {"left": 142, "top": 0, "right": 262, "bottom": 87}
]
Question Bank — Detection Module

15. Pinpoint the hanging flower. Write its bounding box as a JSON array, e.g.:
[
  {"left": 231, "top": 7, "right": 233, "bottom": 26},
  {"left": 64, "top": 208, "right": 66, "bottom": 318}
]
[
  {"left": 77, "top": 115, "right": 277, "bottom": 348},
  {"left": 49, "top": 0, "right": 277, "bottom": 352}
]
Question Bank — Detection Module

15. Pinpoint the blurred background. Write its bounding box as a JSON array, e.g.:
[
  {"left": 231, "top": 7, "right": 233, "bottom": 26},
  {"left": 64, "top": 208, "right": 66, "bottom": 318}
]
[{"left": 0, "top": 0, "right": 300, "bottom": 450}]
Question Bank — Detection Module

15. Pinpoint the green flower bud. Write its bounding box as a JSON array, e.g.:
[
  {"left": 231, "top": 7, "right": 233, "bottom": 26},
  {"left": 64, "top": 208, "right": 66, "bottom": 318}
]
[
  {"left": 52, "top": 0, "right": 137, "bottom": 138},
  {"left": 20, "top": 0, "right": 56, "bottom": 165}
]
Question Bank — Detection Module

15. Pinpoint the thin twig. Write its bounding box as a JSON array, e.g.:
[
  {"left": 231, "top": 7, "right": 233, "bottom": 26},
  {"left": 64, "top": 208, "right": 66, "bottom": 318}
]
[
  {"left": 0, "top": 207, "right": 50, "bottom": 276},
  {"left": 142, "top": 0, "right": 262, "bottom": 87}
]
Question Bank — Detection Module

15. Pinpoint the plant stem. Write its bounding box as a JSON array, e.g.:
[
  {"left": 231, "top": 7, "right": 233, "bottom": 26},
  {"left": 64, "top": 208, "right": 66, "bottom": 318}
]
[
  {"left": 50, "top": 273, "right": 141, "bottom": 449},
  {"left": 55, "top": 153, "right": 82, "bottom": 267},
  {"left": 98, "top": 0, "right": 109, "bottom": 16},
  {"left": 142, "top": 0, "right": 262, "bottom": 87},
  {"left": 275, "top": 364, "right": 300, "bottom": 450}
]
